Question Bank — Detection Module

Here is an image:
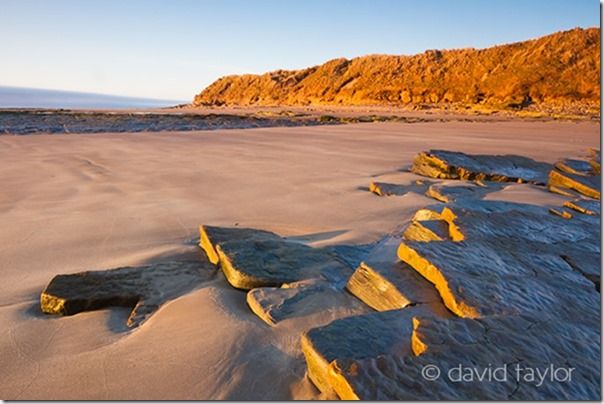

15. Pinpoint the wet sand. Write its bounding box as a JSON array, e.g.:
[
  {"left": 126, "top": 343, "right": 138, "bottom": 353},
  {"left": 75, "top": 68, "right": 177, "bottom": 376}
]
[{"left": 0, "top": 120, "right": 598, "bottom": 399}]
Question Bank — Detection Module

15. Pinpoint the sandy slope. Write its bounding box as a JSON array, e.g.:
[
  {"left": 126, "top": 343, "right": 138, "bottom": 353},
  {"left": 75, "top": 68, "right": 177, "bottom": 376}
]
[{"left": 0, "top": 120, "right": 598, "bottom": 399}]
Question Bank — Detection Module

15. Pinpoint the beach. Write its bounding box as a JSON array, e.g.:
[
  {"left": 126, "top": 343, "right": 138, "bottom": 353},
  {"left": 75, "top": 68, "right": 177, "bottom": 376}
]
[{"left": 0, "top": 119, "right": 599, "bottom": 399}]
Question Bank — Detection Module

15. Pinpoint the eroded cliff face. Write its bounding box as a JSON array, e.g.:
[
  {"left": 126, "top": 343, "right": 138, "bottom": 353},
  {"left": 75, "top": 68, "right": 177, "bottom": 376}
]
[{"left": 193, "top": 27, "right": 600, "bottom": 113}]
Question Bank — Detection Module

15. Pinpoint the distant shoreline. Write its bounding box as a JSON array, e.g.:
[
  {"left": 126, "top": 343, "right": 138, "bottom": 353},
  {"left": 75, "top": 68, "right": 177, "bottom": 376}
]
[{"left": 0, "top": 106, "right": 597, "bottom": 135}]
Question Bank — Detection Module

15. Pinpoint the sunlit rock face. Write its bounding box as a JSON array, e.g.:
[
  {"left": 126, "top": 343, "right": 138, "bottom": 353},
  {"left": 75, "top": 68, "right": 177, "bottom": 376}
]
[
  {"left": 397, "top": 200, "right": 600, "bottom": 319},
  {"left": 301, "top": 306, "right": 452, "bottom": 398},
  {"left": 547, "top": 158, "right": 601, "bottom": 200},
  {"left": 40, "top": 260, "right": 216, "bottom": 328},
  {"left": 300, "top": 150, "right": 600, "bottom": 400},
  {"left": 346, "top": 237, "right": 442, "bottom": 312}
]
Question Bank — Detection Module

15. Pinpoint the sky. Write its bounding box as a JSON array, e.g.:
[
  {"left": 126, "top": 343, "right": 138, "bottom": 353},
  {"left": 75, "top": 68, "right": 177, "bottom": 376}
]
[{"left": 0, "top": 0, "right": 599, "bottom": 102}]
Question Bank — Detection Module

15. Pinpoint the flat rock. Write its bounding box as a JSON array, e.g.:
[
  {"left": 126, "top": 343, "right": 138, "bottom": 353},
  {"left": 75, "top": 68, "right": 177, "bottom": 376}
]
[
  {"left": 323, "top": 243, "right": 374, "bottom": 282},
  {"left": 549, "top": 207, "right": 573, "bottom": 219},
  {"left": 402, "top": 206, "right": 463, "bottom": 242},
  {"left": 412, "top": 150, "right": 551, "bottom": 184},
  {"left": 368, "top": 180, "right": 432, "bottom": 197},
  {"left": 199, "top": 225, "right": 354, "bottom": 289},
  {"left": 399, "top": 238, "right": 598, "bottom": 319},
  {"left": 403, "top": 219, "right": 451, "bottom": 241},
  {"left": 555, "top": 158, "right": 595, "bottom": 176},
  {"left": 246, "top": 278, "right": 368, "bottom": 326},
  {"left": 563, "top": 198, "right": 599, "bottom": 215},
  {"left": 346, "top": 237, "right": 443, "bottom": 311},
  {"left": 548, "top": 168, "right": 600, "bottom": 200},
  {"left": 329, "top": 315, "right": 600, "bottom": 399},
  {"left": 425, "top": 182, "right": 501, "bottom": 203},
  {"left": 318, "top": 199, "right": 599, "bottom": 399},
  {"left": 199, "top": 225, "right": 280, "bottom": 264},
  {"left": 301, "top": 305, "right": 451, "bottom": 397},
  {"left": 216, "top": 238, "right": 353, "bottom": 289},
  {"left": 561, "top": 253, "right": 601, "bottom": 290},
  {"left": 40, "top": 260, "right": 216, "bottom": 328},
  {"left": 397, "top": 201, "right": 600, "bottom": 319},
  {"left": 305, "top": 152, "right": 600, "bottom": 399},
  {"left": 420, "top": 200, "right": 599, "bottom": 249},
  {"left": 589, "top": 148, "right": 601, "bottom": 173}
]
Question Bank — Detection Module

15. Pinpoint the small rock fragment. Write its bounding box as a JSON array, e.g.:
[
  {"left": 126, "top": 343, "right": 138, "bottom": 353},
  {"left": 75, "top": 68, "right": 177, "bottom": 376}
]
[
  {"left": 549, "top": 208, "right": 573, "bottom": 219},
  {"left": 563, "top": 199, "right": 599, "bottom": 215}
]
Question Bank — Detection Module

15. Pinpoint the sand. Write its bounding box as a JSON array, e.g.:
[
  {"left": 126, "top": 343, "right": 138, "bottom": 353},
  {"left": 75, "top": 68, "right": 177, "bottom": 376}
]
[{"left": 0, "top": 119, "right": 598, "bottom": 399}]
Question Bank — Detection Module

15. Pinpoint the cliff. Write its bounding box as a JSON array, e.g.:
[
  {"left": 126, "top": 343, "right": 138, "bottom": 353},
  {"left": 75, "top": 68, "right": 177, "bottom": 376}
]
[{"left": 193, "top": 27, "right": 600, "bottom": 113}]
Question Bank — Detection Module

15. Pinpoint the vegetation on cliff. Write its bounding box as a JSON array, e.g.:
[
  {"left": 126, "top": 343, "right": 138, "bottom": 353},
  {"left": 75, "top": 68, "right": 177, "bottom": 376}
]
[{"left": 194, "top": 28, "right": 600, "bottom": 114}]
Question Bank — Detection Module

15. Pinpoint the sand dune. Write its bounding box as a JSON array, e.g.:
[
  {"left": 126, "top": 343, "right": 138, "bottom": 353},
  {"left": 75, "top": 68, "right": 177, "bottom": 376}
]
[{"left": 0, "top": 120, "right": 598, "bottom": 399}]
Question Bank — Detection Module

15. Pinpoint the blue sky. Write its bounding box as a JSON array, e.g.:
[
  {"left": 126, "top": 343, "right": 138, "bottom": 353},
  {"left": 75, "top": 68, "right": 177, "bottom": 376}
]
[{"left": 0, "top": 0, "right": 599, "bottom": 101}]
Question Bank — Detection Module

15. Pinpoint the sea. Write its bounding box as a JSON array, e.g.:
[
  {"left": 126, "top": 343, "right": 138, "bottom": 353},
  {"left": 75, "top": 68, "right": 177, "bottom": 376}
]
[{"left": 0, "top": 86, "right": 184, "bottom": 109}]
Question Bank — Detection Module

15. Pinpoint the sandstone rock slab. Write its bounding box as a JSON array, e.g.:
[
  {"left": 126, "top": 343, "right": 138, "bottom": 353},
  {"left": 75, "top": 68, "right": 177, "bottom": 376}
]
[
  {"left": 346, "top": 237, "right": 443, "bottom": 311},
  {"left": 368, "top": 180, "right": 432, "bottom": 197},
  {"left": 328, "top": 314, "right": 600, "bottom": 399},
  {"left": 216, "top": 238, "right": 353, "bottom": 289},
  {"left": 425, "top": 182, "right": 501, "bottom": 203},
  {"left": 555, "top": 158, "right": 596, "bottom": 176},
  {"left": 398, "top": 238, "right": 598, "bottom": 319},
  {"left": 563, "top": 198, "right": 599, "bottom": 215},
  {"left": 397, "top": 201, "right": 600, "bottom": 319},
  {"left": 40, "top": 260, "right": 216, "bottom": 328},
  {"left": 199, "top": 225, "right": 354, "bottom": 289},
  {"left": 199, "top": 225, "right": 280, "bottom": 265},
  {"left": 246, "top": 278, "right": 368, "bottom": 326},
  {"left": 412, "top": 150, "right": 551, "bottom": 184},
  {"left": 301, "top": 305, "right": 451, "bottom": 397},
  {"left": 589, "top": 148, "right": 601, "bottom": 173},
  {"left": 548, "top": 168, "right": 600, "bottom": 200}
]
